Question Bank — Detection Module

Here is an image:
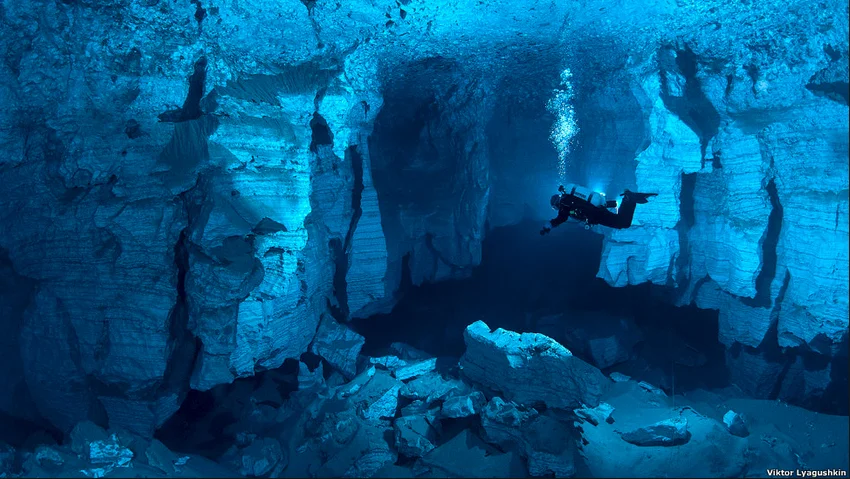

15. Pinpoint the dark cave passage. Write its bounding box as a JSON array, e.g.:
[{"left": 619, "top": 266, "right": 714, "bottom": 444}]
[{"left": 350, "top": 220, "right": 728, "bottom": 394}]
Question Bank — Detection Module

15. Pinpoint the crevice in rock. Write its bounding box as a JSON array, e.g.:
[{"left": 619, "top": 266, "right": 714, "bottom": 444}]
[
  {"left": 299, "top": 0, "right": 316, "bottom": 14},
  {"left": 756, "top": 269, "right": 791, "bottom": 352},
  {"left": 674, "top": 172, "right": 697, "bottom": 289},
  {"left": 345, "top": 146, "right": 365, "bottom": 253},
  {"left": 190, "top": 0, "right": 206, "bottom": 24},
  {"left": 744, "top": 64, "right": 760, "bottom": 95},
  {"left": 329, "top": 238, "right": 349, "bottom": 321},
  {"left": 658, "top": 46, "right": 721, "bottom": 158},
  {"left": 158, "top": 56, "right": 208, "bottom": 123},
  {"left": 327, "top": 146, "right": 365, "bottom": 322},
  {"left": 309, "top": 112, "right": 333, "bottom": 153},
  {"left": 743, "top": 178, "right": 783, "bottom": 308},
  {"left": 805, "top": 80, "right": 850, "bottom": 105},
  {"left": 157, "top": 228, "right": 201, "bottom": 400}
]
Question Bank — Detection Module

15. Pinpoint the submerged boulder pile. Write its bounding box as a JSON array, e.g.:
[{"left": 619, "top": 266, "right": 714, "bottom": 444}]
[
  {"left": 0, "top": 421, "right": 235, "bottom": 478},
  {"left": 3, "top": 320, "right": 846, "bottom": 478}
]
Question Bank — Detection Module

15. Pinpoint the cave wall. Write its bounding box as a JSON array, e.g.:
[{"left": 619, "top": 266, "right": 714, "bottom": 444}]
[
  {"left": 585, "top": 4, "right": 849, "bottom": 399},
  {"left": 594, "top": 17, "right": 849, "bottom": 354},
  {"left": 0, "top": 0, "right": 847, "bottom": 435}
]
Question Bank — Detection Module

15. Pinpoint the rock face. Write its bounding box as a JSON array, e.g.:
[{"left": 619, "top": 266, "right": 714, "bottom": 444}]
[
  {"left": 0, "top": 0, "right": 846, "bottom": 435},
  {"left": 460, "top": 321, "right": 608, "bottom": 410},
  {"left": 582, "top": 2, "right": 849, "bottom": 398}
]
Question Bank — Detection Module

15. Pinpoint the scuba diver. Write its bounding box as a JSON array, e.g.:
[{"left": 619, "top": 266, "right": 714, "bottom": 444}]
[{"left": 540, "top": 184, "right": 658, "bottom": 235}]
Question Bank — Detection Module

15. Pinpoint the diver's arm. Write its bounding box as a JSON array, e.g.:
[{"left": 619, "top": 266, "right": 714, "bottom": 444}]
[
  {"left": 550, "top": 209, "right": 571, "bottom": 227},
  {"left": 541, "top": 209, "right": 571, "bottom": 235}
]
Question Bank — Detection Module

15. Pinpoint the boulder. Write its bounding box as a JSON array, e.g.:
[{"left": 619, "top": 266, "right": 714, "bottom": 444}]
[
  {"left": 722, "top": 410, "right": 749, "bottom": 438},
  {"left": 368, "top": 355, "right": 409, "bottom": 372},
  {"left": 460, "top": 321, "right": 608, "bottom": 409},
  {"left": 575, "top": 402, "right": 615, "bottom": 426},
  {"left": 441, "top": 391, "right": 486, "bottom": 419},
  {"left": 69, "top": 421, "right": 110, "bottom": 457},
  {"left": 401, "top": 400, "right": 437, "bottom": 417},
  {"left": 638, "top": 381, "right": 667, "bottom": 397},
  {"left": 620, "top": 417, "right": 689, "bottom": 447},
  {"left": 31, "top": 446, "right": 66, "bottom": 470},
  {"left": 480, "top": 397, "right": 575, "bottom": 477},
  {"left": 394, "top": 415, "right": 440, "bottom": 458},
  {"left": 144, "top": 439, "right": 180, "bottom": 475},
  {"left": 311, "top": 314, "right": 365, "bottom": 379},
  {"left": 416, "top": 429, "right": 524, "bottom": 478},
  {"left": 237, "top": 438, "right": 285, "bottom": 477},
  {"left": 297, "top": 361, "right": 325, "bottom": 393},
  {"left": 394, "top": 359, "right": 438, "bottom": 381},
  {"left": 284, "top": 368, "right": 400, "bottom": 478},
  {"left": 480, "top": 397, "right": 538, "bottom": 449},
  {"left": 400, "top": 373, "right": 470, "bottom": 402}
]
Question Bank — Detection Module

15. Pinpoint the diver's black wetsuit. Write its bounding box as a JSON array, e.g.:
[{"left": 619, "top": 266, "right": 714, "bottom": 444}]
[
  {"left": 542, "top": 189, "right": 657, "bottom": 234},
  {"left": 550, "top": 195, "right": 637, "bottom": 229}
]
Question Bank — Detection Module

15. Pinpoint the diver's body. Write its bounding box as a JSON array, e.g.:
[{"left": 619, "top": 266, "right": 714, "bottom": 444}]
[{"left": 540, "top": 184, "right": 657, "bottom": 234}]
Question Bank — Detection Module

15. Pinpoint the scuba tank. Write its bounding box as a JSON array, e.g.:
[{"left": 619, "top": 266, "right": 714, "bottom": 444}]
[{"left": 561, "top": 183, "right": 607, "bottom": 208}]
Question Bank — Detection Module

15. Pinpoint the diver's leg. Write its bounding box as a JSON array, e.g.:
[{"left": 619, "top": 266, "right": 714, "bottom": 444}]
[{"left": 597, "top": 199, "right": 636, "bottom": 229}]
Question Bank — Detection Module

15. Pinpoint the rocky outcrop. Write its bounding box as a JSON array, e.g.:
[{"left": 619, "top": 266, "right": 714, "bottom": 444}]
[
  {"left": 590, "top": 4, "right": 848, "bottom": 363},
  {"left": 460, "top": 321, "right": 608, "bottom": 410}
]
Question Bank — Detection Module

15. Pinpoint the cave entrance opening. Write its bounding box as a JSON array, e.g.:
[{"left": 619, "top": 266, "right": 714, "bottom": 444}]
[{"left": 349, "top": 220, "right": 729, "bottom": 395}]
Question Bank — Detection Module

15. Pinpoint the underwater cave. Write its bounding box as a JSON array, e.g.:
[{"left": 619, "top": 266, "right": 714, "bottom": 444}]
[{"left": 0, "top": 0, "right": 848, "bottom": 478}]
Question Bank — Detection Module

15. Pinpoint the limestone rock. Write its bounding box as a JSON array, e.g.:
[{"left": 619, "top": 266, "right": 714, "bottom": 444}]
[
  {"left": 620, "top": 417, "right": 690, "bottom": 447},
  {"left": 638, "top": 381, "right": 668, "bottom": 397},
  {"left": 417, "top": 429, "right": 524, "bottom": 478},
  {"left": 401, "top": 400, "right": 439, "bottom": 418},
  {"left": 69, "top": 422, "right": 110, "bottom": 457},
  {"left": 144, "top": 440, "right": 180, "bottom": 475},
  {"left": 480, "top": 397, "right": 575, "bottom": 477},
  {"left": 394, "top": 415, "right": 440, "bottom": 458},
  {"left": 722, "top": 410, "right": 749, "bottom": 438},
  {"left": 575, "top": 403, "right": 615, "bottom": 426},
  {"left": 441, "top": 391, "right": 486, "bottom": 419},
  {"left": 394, "top": 358, "right": 438, "bottom": 381},
  {"left": 297, "top": 361, "right": 326, "bottom": 393},
  {"left": 460, "top": 321, "right": 608, "bottom": 409},
  {"left": 224, "top": 438, "right": 284, "bottom": 477},
  {"left": 400, "top": 373, "right": 470, "bottom": 403},
  {"left": 368, "top": 355, "right": 410, "bottom": 372},
  {"left": 311, "top": 314, "right": 365, "bottom": 379},
  {"left": 480, "top": 397, "right": 539, "bottom": 449}
]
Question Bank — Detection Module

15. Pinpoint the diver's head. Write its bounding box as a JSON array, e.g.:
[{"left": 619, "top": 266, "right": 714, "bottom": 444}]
[{"left": 550, "top": 194, "right": 561, "bottom": 210}]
